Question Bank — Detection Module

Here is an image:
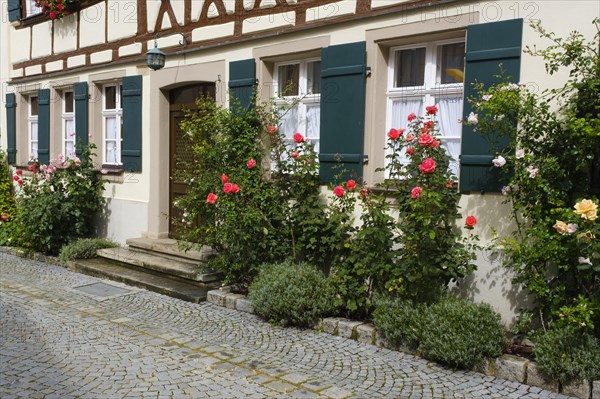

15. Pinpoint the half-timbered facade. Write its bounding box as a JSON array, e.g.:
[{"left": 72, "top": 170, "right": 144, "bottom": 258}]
[{"left": 2, "top": 0, "right": 597, "bottom": 321}]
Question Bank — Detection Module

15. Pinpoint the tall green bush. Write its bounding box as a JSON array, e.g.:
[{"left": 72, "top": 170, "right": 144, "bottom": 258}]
[{"left": 0, "top": 150, "right": 16, "bottom": 219}]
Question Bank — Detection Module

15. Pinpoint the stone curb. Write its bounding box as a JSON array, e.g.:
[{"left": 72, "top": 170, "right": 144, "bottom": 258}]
[
  {"left": 0, "top": 246, "right": 65, "bottom": 267},
  {"left": 206, "top": 289, "right": 599, "bottom": 399}
]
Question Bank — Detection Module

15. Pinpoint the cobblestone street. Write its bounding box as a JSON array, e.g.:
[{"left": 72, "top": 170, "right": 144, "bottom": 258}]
[{"left": 0, "top": 253, "right": 575, "bottom": 399}]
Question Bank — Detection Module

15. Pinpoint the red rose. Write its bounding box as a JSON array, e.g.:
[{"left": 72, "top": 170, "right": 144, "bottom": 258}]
[
  {"left": 246, "top": 159, "right": 256, "bottom": 169},
  {"left": 445, "top": 180, "right": 454, "bottom": 188},
  {"left": 1, "top": 214, "right": 8, "bottom": 221},
  {"left": 406, "top": 134, "right": 414, "bottom": 142},
  {"left": 411, "top": 186, "right": 423, "bottom": 199},
  {"left": 206, "top": 193, "right": 218, "bottom": 204},
  {"left": 407, "top": 113, "right": 417, "bottom": 122},
  {"left": 419, "top": 158, "right": 436, "bottom": 174},
  {"left": 13, "top": 175, "right": 19, "bottom": 181},
  {"left": 291, "top": 151, "right": 299, "bottom": 159},
  {"left": 424, "top": 121, "right": 434, "bottom": 128},
  {"left": 432, "top": 140, "right": 440, "bottom": 148},
  {"left": 465, "top": 215, "right": 477, "bottom": 229},
  {"left": 267, "top": 125, "right": 278, "bottom": 134},
  {"left": 49, "top": 11, "right": 56, "bottom": 19},
  {"left": 220, "top": 174, "right": 228, "bottom": 183},
  {"left": 333, "top": 186, "right": 345, "bottom": 198},
  {"left": 359, "top": 188, "right": 369, "bottom": 198},
  {"left": 418, "top": 133, "right": 434, "bottom": 147},
  {"left": 387, "top": 128, "right": 404, "bottom": 140},
  {"left": 406, "top": 147, "right": 415, "bottom": 155},
  {"left": 223, "top": 182, "right": 233, "bottom": 193},
  {"left": 346, "top": 179, "right": 356, "bottom": 190},
  {"left": 230, "top": 184, "right": 240, "bottom": 193},
  {"left": 16, "top": 169, "right": 22, "bottom": 175},
  {"left": 426, "top": 105, "right": 438, "bottom": 115},
  {"left": 293, "top": 133, "right": 304, "bottom": 143},
  {"left": 17, "top": 179, "right": 23, "bottom": 185}
]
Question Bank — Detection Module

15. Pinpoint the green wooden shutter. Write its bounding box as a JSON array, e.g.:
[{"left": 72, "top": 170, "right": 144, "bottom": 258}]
[
  {"left": 37, "top": 89, "right": 51, "bottom": 165},
  {"left": 229, "top": 59, "right": 256, "bottom": 115},
  {"left": 8, "top": 0, "right": 21, "bottom": 22},
  {"left": 74, "top": 82, "right": 89, "bottom": 155},
  {"left": 121, "top": 75, "right": 143, "bottom": 172},
  {"left": 5, "top": 93, "right": 17, "bottom": 165},
  {"left": 459, "top": 19, "right": 523, "bottom": 193},
  {"left": 319, "top": 41, "right": 367, "bottom": 183}
]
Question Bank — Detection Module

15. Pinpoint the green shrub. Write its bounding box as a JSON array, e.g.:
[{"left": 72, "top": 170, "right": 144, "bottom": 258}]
[
  {"left": 372, "top": 296, "right": 424, "bottom": 349},
  {"left": 419, "top": 299, "right": 507, "bottom": 369},
  {"left": 248, "top": 261, "right": 336, "bottom": 327},
  {"left": 534, "top": 326, "right": 600, "bottom": 383},
  {"left": 0, "top": 150, "right": 16, "bottom": 221},
  {"left": 58, "top": 238, "right": 119, "bottom": 263}
]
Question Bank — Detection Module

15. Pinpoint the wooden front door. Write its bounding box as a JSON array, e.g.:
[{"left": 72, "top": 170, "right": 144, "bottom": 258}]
[{"left": 169, "top": 83, "right": 215, "bottom": 238}]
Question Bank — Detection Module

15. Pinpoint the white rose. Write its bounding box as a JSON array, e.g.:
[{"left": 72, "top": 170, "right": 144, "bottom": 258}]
[
  {"left": 467, "top": 112, "right": 478, "bottom": 125},
  {"left": 492, "top": 155, "right": 506, "bottom": 168}
]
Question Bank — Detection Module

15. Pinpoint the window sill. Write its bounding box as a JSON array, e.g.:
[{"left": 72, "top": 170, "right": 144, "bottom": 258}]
[{"left": 99, "top": 164, "right": 123, "bottom": 175}]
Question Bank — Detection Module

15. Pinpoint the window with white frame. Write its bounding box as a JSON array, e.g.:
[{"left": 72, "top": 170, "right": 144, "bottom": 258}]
[
  {"left": 274, "top": 58, "right": 321, "bottom": 153},
  {"left": 24, "top": 0, "right": 42, "bottom": 17},
  {"left": 62, "top": 90, "right": 76, "bottom": 158},
  {"left": 102, "top": 84, "right": 122, "bottom": 165},
  {"left": 386, "top": 40, "right": 465, "bottom": 177},
  {"left": 28, "top": 96, "right": 39, "bottom": 160}
]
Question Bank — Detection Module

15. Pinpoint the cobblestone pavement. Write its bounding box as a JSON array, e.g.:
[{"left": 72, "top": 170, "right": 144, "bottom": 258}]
[{"left": 0, "top": 254, "right": 576, "bottom": 399}]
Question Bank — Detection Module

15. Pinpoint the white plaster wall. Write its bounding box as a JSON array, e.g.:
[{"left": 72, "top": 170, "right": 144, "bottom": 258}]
[
  {"left": 9, "top": 27, "right": 30, "bottom": 64},
  {"left": 99, "top": 197, "right": 149, "bottom": 244},
  {"left": 80, "top": 2, "right": 106, "bottom": 47},
  {"left": 146, "top": 0, "right": 162, "bottom": 32},
  {"left": 31, "top": 21, "right": 53, "bottom": 59},
  {"left": 107, "top": 0, "right": 138, "bottom": 42},
  {"left": 0, "top": 0, "right": 9, "bottom": 152},
  {"left": 53, "top": 13, "right": 78, "bottom": 54}
]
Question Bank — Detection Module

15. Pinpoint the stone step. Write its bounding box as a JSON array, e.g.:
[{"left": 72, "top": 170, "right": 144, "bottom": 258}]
[
  {"left": 126, "top": 237, "right": 216, "bottom": 264},
  {"left": 68, "top": 257, "right": 219, "bottom": 303},
  {"left": 96, "top": 247, "right": 222, "bottom": 283}
]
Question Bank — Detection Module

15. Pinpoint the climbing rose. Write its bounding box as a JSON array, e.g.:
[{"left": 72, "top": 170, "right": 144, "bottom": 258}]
[
  {"left": 387, "top": 128, "right": 404, "bottom": 140},
  {"left": 223, "top": 183, "right": 233, "bottom": 193},
  {"left": 293, "top": 133, "right": 304, "bottom": 143},
  {"left": 553, "top": 220, "right": 568, "bottom": 235},
  {"left": 333, "top": 186, "right": 345, "bottom": 198},
  {"left": 406, "top": 147, "right": 415, "bottom": 156},
  {"left": 465, "top": 215, "right": 477, "bottom": 229},
  {"left": 16, "top": 169, "right": 22, "bottom": 175},
  {"left": 17, "top": 179, "right": 23, "bottom": 185},
  {"left": 1, "top": 214, "right": 7, "bottom": 221},
  {"left": 221, "top": 174, "right": 228, "bottom": 183},
  {"left": 406, "top": 134, "right": 414, "bottom": 142},
  {"left": 426, "top": 105, "right": 438, "bottom": 115},
  {"left": 467, "top": 112, "right": 478, "bottom": 125},
  {"left": 230, "top": 184, "right": 240, "bottom": 193},
  {"left": 411, "top": 186, "right": 423, "bottom": 199},
  {"left": 359, "top": 188, "right": 369, "bottom": 198},
  {"left": 516, "top": 149, "right": 525, "bottom": 159},
  {"left": 424, "top": 121, "right": 434, "bottom": 129},
  {"left": 492, "top": 155, "right": 506, "bottom": 168},
  {"left": 432, "top": 140, "right": 440, "bottom": 148},
  {"left": 346, "top": 179, "right": 356, "bottom": 190},
  {"left": 419, "top": 158, "right": 436, "bottom": 174},
  {"left": 407, "top": 113, "right": 416, "bottom": 122},
  {"left": 291, "top": 151, "right": 299, "bottom": 159},
  {"left": 418, "top": 133, "right": 434, "bottom": 147},
  {"left": 267, "top": 125, "right": 278, "bottom": 134},
  {"left": 206, "top": 193, "right": 218, "bottom": 204},
  {"left": 574, "top": 199, "right": 598, "bottom": 221},
  {"left": 13, "top": 175, "right": 19, "bottom": 181},
  {"left": 445, "top": 180, "right": 454, "bottom": 188},
  {"left": 246, "top": 159, "right": 256, "bottom": 169}
]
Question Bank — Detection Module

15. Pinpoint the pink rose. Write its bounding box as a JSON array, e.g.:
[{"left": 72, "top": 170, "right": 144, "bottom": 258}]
[
  {"left": 333, "top": 186, "right": 345, "bottom": 198},
  {"left": 465, "top": 215, "right": 477, "bottom": 229},
  {"left": 293, "top": 133, "right": 304, "bottom": 143},
  {"left": 426, "top": 105, "right": 438, "bottom": 115},
  {"left": 1, "top": 214, "right": 8, "bottom": 222},
  {"left": 230, "top": 184, "right": 240, "bottom": 193},
  {"left": 206, "top": 193, "right": 218, "bottom": 204},
  {"left": 424, "top": 121, "right": 433, "bottom": 129},
  {"left": 419, "top": 158, "right": 436, "bottom": 174},
  {"left": 445, "top": 180, "right": 454, "bottom": 188},
  {"left": 418, "top": 133, "right": 434, "bottom": 147},
  {"left": 221, "top": 174, "right": 229, "bottom": 184},
  {"left": 16, "top": 169, "right": 22, "bottom": 175},
  {"left": 223, "top": 183, "right": 233, "bottom": 193},
  {"left": 360, "top": 188, "right": 369, "bottom": 198},
  {"left": 291, "top": 151, "right": 299, "bottom": 159},
  {"left": 246, "top": 159, "right": 256, "bottom": 169},
  {"left": 411, "top": 186, "right": 423, "bottom": 199},
  {"left": 406, "top": 134, "right": 414, "bottom": 142},
  {"left": 407, "top": 113, "right": 416, "bottom": 122},
  {"left": 406, "top": 147, "right": 415, "bottom": 156},
  {"left": 387, "top": 128, "right": 404, "bottom": 140},
  {"left": 346, "top": 179, "right": 356, "bottom": 190},
  {"left": 267, "top": 125, "right": 278, "bottom": 134}
]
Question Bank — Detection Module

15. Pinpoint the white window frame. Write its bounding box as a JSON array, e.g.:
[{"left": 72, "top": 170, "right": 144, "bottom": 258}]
[
  {"left": 102, "top": 84, "right": 123, "bottom": 165},
  {"left": 273, "top": 57, "right": 321, "bottom": 153},
  {"left": 24, "top": 0, "right": 43, "bottom": 17},
  {"left": 28, "top": 96, "right": 38, "bottom": 161},
  {"left": 386, "top": 39, "right": 465, "bottom": 177},
  {"left": 62, "top": 90, "right": 76, "bottom": 159}
]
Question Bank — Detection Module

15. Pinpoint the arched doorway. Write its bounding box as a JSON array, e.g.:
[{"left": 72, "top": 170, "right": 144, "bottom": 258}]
[{"left": 168, "top": 83, "right": 216, "bottom": 238}]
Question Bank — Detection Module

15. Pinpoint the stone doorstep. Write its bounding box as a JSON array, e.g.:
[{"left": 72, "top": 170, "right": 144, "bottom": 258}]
[{"left": 206, "top": 289, "right": 600, "bottom": 399}]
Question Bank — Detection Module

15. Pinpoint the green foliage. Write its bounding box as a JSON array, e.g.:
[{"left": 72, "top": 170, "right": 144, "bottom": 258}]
[
  {"left": 1, "top": 144, "right": 106, "bottom": 255},
  {"left": 382, "top": 111, "right": 480, "bottom": 303},
  {"left": 419, "top": 299, "right": 507, "bottom": 369},
  {"left": 533, "top": 326, "right": 600, "bottom": 383},
  {"left": 58, "top": 238, "right": 119, "bottom": 263},
  {"left": 373, "top": 297, "right": 507, "bottom": 369},
  {"left": 470, "top": 19, "right": 600, "bottom": 338},
  {"left": 372, "top": 296, "right": 424, "bottom": 349},
  {"left": 0, "top": 150, "right": 16, "bottom": 222},
  {"left": 248, "top": 261, "right": 336, "bottom": 327}
]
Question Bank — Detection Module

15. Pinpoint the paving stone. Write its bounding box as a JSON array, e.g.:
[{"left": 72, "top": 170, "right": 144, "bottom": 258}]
[{"left": 0, "top": 253, "right": 579, "bottom": 399}]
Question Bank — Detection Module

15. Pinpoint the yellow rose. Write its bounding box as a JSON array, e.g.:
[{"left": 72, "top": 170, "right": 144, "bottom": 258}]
[
  {"left": 553, "top": 220, "right": 568, "bottom": 235},
  {"left": 574, "top": 199, "right": 598, "bottom": 221}
]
